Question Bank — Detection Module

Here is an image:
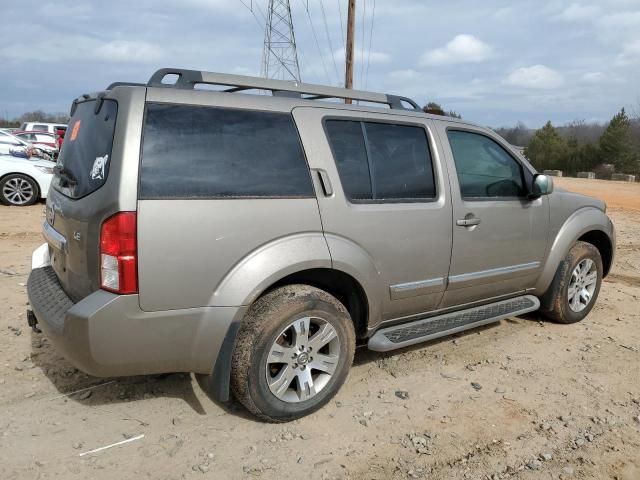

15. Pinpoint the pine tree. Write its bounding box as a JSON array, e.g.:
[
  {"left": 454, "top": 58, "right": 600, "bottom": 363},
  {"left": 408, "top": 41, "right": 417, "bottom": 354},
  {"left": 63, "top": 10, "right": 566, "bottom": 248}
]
[
  {"left": 524, "top": 121, "right": 568, "bottom": 171},
  {"left": 422, "top": 102, "right": 462, "bottom": 119},
  {"left": 599, "top": 108, "right": 637, "bottom": 174},
  {"left": 423, "top": 102, "right": 445, "bottom": 116}
]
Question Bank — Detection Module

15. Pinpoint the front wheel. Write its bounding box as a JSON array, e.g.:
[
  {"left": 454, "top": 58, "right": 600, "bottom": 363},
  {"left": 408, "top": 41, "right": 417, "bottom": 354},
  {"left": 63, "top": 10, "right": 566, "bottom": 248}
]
[
  {"left": 230, "top": 285, "right": 355, "bottom": 422},
  {"left": 541, "top": 241, "right": 603, "bottom": 324}
]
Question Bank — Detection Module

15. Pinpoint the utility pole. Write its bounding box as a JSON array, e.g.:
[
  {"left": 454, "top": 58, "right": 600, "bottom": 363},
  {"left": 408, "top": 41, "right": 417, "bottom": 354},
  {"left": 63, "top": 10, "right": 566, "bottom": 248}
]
[
  {"left": 261, "top": 0, "right": 301, "bottom": 82},
  {"left": 344, "top": 0, "right": 356, "bottom": 103}
]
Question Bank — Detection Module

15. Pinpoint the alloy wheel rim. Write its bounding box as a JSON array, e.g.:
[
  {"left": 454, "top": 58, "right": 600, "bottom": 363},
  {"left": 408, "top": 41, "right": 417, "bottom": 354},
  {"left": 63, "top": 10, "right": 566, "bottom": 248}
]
[
  {"left": 265, "top": 316, "right": 340, "bottom": 403},
  {"left": 567, "top": 258, "right": 597, "bottom": 312},
  {"left": 3, "top": 178, "right": 33, "bottom": 205}
]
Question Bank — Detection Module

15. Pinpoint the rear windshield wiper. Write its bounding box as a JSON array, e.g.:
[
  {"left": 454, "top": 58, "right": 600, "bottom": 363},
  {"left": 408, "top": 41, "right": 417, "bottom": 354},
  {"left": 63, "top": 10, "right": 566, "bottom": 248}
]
[{"left": 53, "top": 165, "right": 78, "bottom": 187}]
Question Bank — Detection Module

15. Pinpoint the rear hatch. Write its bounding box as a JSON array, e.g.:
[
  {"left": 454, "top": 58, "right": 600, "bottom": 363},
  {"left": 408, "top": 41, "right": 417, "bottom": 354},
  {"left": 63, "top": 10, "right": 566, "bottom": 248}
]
[{"left": 46, "top": 98, "right": 118, "bottom": 302}]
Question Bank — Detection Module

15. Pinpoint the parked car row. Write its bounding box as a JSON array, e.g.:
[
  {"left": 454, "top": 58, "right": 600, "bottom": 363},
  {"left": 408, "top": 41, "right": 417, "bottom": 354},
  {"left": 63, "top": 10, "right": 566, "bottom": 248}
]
[{"left": 0, "top": 122, "right": 66, "bottom": 160}]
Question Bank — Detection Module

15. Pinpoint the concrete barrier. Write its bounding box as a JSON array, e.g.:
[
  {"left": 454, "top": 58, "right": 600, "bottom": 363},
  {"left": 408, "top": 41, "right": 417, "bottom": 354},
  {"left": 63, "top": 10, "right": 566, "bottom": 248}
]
[
  {"left": 611, "top": 173, "right": 636, "bottom": 182},
  {"left": 577, "top": 172, "right": 596, "bottom": 179},
  {"left": 543, "top": 170, "right": 563, "bottom": 177}
]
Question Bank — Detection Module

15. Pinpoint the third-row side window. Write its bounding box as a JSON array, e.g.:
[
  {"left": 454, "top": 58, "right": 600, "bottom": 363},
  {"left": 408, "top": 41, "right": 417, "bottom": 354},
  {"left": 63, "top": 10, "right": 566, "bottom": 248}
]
[
  {"left": 140, "top": 104, "right": 314, "bottom": 199},
  {"left": 325, "top": 119, "right": 436, "bottom": 202}
]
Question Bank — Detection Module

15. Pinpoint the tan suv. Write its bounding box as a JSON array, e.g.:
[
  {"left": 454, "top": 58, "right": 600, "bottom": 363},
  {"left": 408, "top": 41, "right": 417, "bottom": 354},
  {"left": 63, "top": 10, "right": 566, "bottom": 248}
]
[{"left": 27, "top": 68, "right": 615, "bottom": 421}]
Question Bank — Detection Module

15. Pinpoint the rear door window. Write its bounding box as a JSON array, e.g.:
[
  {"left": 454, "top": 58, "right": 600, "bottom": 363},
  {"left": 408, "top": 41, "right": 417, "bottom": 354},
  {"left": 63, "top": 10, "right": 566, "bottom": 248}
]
[
  {"left": 139, "top": 104, "right": 314, "bottom": 199},
  {"left": 323, "top": 120, "right": 372, "bottom": 200},
  {"left": 325, "top": 119, "right": 436, "bottom": 202},
  {"left": 52, "top": 99, "right": 117, "bottom": 199}
]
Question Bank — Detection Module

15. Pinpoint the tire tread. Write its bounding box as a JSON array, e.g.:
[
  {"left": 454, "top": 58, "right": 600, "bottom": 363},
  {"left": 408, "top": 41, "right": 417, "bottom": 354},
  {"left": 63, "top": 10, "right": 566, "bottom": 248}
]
[
  {"left": 230, "top": 284, "right": 354, "bottom": 422},
  {"left": 541, "top": 241, "right": 603, "bottom": 324}
]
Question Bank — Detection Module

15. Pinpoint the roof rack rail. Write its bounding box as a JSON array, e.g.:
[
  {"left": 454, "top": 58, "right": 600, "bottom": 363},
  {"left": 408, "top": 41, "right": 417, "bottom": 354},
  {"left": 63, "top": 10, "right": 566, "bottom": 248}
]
[
  {"left": 146, "top": 68, "right": 421, "bottom": 111},
  {"left": 107, "top": 81, "right": 147, "bottom": 90}
]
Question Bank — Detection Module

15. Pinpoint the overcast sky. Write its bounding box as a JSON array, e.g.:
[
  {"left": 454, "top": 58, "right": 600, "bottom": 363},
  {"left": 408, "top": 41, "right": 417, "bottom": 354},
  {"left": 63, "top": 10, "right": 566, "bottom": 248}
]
[{"left": 1, "top": 0, "right": 639, "bottom": 127}]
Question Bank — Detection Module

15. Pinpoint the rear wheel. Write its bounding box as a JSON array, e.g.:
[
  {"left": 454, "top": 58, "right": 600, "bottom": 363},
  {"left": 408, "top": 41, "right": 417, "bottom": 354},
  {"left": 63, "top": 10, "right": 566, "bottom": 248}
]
[
  {"left": 230, "top": 285, "right": 355, "bottom": 422},
  {"left": 541, "top": 241, "right": 603, "bottom": 324},
  {"left": 0, "top": 174, "right": 39, "bottom": 206}
]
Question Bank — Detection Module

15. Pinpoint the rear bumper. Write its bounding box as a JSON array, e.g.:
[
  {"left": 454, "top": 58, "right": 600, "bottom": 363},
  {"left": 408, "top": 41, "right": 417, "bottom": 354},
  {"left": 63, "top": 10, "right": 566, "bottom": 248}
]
[{"left": 27, "top": 265, "right": 245, "bottom": 378}]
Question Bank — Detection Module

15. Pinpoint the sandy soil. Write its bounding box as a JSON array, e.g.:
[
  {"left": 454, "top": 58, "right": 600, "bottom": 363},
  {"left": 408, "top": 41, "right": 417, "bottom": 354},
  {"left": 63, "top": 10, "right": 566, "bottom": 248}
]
[
  {"left": 1, "top": 178, "right": 639, "bottom": 480},
  {"left": 554, "top": 177, "right": 640, "bottom": 212}
]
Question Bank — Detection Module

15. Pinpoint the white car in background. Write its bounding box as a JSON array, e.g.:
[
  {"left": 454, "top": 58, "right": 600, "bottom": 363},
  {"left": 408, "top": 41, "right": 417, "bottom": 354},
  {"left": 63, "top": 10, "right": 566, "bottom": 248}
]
[
  {"left": 0, "top": 153, "right": 54, "bottom": 206},
  {"left": 20, "top": 122, "right": 67, "bottom": 135}
]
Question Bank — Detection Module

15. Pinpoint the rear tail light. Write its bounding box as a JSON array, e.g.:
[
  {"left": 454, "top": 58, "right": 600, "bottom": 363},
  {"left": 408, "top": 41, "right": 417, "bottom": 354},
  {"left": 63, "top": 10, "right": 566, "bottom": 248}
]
[{"left": 100, "top": 212, "right": 137, "bottom": 294}]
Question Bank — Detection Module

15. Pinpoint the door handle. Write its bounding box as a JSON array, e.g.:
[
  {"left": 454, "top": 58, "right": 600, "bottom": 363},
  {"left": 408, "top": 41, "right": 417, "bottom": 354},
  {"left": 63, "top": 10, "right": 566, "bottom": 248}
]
[
  {"left": 316, "top": 169, "right": 333, "bottom": 196},
  {"left": 456, "top": 217, "right": 481, "bottom": 227}
]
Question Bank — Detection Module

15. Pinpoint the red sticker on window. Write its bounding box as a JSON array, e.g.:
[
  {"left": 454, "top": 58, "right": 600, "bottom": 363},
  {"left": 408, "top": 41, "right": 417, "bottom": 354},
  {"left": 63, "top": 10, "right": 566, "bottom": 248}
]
[{"left": 70, "top": 120, "right": 81, "bottom": 141}]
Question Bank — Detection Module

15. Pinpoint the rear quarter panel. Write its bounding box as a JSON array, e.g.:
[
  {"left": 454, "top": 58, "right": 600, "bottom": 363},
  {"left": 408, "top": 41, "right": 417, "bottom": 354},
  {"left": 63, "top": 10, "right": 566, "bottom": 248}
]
[{"left": 137, "top": 199, "right": 329, "bottom": 311}]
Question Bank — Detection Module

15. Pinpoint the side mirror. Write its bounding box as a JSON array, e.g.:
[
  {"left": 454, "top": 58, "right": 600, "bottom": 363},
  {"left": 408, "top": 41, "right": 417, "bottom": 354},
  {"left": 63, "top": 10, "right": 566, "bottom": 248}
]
[{"left": 529, "top": 174, "right": 554, "bottom": 199}]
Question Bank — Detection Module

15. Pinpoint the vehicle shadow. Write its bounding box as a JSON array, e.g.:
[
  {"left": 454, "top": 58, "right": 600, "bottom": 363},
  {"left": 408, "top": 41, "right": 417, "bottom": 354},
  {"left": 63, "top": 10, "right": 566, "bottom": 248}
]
[
  {"left": 28, "top": 311, "right": 548, "bottom": 421},
  {"left": 29, "top": 329, "right": 208, "bottom": 415}
]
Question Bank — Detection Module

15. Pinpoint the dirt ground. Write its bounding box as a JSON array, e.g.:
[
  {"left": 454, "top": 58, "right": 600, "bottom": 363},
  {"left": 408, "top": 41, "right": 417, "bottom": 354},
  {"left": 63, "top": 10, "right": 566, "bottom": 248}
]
[{"left": 1, "top": 177, "right": 639, "bottom": 480}]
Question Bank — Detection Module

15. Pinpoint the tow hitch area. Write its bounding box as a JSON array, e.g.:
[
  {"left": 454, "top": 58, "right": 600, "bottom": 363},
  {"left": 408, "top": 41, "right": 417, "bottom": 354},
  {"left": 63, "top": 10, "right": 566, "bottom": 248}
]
[{"left": 27, "top": 309, "right": 41, "bottom": 333}]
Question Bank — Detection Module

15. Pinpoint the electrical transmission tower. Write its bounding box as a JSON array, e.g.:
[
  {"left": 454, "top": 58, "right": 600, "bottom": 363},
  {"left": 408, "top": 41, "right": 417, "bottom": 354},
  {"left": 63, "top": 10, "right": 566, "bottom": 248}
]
[{"left": 261, "top": 0, "right": 301, "bottom": 82}]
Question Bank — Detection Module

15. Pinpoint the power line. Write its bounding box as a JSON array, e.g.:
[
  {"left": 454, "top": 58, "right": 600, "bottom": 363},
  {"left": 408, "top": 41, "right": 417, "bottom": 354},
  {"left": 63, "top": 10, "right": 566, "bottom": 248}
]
[
  {"left": 318, "top": 0, "right": 340, "bottom": 85},
  {"left": 298, "top": 0, "right": 332, "bottom": 85},
  {"left": 253, "top": 0, "right": 268, "bottom": 21},
  {"left": 238, "top": 0, "right": 266, "bottom": 31},
  {"left": 364, "top": 0, "right": 376, "bottom": 89},
  {"left": 337, "top": 0, "right": 346, "bottom": 52}
]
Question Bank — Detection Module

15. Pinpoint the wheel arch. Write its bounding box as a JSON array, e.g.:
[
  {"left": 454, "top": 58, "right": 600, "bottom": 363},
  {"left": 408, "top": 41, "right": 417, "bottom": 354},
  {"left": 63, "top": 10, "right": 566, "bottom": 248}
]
[
  {"left": 266, "top": 268, "right": 369, "bottom": 340},
  {"left": 577, "top": 230, "right": 613, "bottom": 277},
  {"left": 203, "top": 266, "right": 371, "bottom": 404},
  {"left": 535, "top": 207, "right": 615, "bottom": 294}
]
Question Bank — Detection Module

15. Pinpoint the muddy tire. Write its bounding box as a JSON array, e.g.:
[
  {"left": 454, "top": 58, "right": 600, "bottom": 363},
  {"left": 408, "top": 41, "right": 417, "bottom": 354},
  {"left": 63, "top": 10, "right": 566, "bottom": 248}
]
[
  {"left": 541, "top": 241, "right": 603, "bottom": 324},
  {"left": 230, "top": 284, "right": 355, "bottom": 422}
]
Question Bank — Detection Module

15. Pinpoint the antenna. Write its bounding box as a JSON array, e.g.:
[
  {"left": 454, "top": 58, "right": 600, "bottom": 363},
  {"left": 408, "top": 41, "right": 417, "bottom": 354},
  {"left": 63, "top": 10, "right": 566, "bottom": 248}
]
[{"left": 261, "top": 0, "right": 301, "bottom": 82}]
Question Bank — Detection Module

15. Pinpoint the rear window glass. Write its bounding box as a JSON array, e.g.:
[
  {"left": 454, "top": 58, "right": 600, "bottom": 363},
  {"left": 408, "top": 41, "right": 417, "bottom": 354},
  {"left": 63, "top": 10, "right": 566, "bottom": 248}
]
[
  {"left": 324, "top": 120, "right": 372, "bottom": 199},
  {"left": 52, "top": 99, "right": 117, "bottom": 199},
  {"left": 325, "top": 119, "right": 436, "bottom": 201},
  {"left": 139, "top": 104, "right": 313, "bottom": 199}
]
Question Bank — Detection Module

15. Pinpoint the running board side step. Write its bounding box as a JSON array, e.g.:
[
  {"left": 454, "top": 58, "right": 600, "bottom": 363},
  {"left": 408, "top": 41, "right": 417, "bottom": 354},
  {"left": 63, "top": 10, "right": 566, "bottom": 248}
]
[{"left": 368, "top": 295, "right": 539, "bottom": 352}]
